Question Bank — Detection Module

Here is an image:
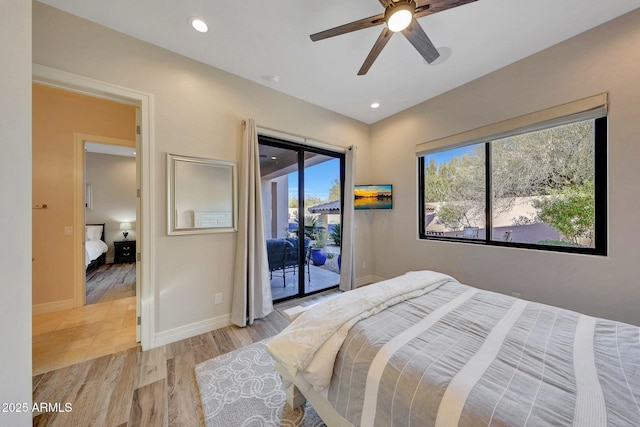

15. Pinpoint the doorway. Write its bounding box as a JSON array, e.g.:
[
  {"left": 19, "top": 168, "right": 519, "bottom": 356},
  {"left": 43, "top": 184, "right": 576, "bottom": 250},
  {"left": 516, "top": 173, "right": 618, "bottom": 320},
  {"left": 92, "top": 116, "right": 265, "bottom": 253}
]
[
  {"left": 83, "top": 141, "right": 137, "bottom": 306},
  {"left": 31, "top": 83, "right": 142, "bottom": 373},
  {"left": 259, "top": 135, "right": 345, "bottom": 302},
  {"left": 33, "top": 64, "right": 152, "bottom": 355}
]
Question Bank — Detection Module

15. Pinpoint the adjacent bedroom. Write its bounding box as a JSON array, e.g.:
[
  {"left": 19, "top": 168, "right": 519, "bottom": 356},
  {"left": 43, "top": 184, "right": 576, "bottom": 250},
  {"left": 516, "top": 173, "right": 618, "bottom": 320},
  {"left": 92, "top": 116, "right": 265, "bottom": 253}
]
[
  {"left": 84, "top": 142, "right": 137, "bottom": 305},
  {"left": 31, "top": 83, "right": 139, "bottom": 375}
]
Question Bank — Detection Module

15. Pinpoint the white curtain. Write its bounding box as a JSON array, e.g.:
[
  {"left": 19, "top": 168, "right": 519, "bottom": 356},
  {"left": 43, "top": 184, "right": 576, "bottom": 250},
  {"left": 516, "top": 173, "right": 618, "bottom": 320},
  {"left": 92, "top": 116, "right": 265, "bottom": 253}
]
[
  {"left": 231, "top": 119, "right": 273, "bottom": 326},
  {"left": 339, "top": 146, "right": 357, "bottom": 291}
]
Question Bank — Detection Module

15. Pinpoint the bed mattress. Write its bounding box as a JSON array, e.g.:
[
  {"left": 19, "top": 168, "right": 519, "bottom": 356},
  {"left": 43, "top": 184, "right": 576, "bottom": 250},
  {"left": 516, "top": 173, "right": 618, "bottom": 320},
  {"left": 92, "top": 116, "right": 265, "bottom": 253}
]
[{"left": 268, "top": 271, "right": 640, "bottom": 426}]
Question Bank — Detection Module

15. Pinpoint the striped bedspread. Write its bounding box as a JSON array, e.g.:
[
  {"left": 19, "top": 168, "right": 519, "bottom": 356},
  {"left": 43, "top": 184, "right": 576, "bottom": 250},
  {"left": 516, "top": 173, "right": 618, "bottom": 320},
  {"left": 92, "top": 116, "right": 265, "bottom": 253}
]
[{"left": 324, "top": 279, "right": 640, "bottom": 426}]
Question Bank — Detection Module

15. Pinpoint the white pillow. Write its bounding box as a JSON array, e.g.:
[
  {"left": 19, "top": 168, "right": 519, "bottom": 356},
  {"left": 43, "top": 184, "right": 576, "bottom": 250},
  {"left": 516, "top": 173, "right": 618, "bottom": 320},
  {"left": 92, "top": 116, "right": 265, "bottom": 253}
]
[{"left": 86, "top": 225, "right": 103, "bottom": 241}]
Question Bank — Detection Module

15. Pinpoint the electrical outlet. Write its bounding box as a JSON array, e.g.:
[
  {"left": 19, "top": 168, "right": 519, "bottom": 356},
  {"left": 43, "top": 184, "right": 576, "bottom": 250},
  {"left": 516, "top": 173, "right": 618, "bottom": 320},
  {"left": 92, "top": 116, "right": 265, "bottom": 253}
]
[
  {"left": 64, "top": 226, "right": 73, "bottom": 236},
  {"left": 215, "top": 293, "right": 223, "bottom": 304}
]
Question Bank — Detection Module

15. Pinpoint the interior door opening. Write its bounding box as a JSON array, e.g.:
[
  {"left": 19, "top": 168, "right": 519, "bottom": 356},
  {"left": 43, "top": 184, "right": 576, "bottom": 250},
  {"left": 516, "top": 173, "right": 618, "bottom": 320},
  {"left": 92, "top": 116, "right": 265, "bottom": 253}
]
[
  {"left": 258, "top": 135, "right": 345, "bottom": 302},
  {"left": 84, "top": 141, "right": 137, "bottom": 308},
  {"left": 33, "top": 64, "right": 152, "bottom": 352}
]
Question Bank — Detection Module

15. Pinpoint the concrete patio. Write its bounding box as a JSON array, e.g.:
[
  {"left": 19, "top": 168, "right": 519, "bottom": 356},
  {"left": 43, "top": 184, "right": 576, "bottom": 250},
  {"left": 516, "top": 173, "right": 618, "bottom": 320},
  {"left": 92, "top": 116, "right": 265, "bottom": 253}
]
[{"left": 270, "top": 261, "right": 340, "bottom": 301}]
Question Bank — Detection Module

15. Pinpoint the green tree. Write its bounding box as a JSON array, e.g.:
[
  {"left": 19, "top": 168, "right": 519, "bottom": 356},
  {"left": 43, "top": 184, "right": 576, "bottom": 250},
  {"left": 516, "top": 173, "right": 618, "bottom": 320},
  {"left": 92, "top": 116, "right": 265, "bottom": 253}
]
[
  {"left": 304, "top": 196, "right": 325, "bottom": 208},
  {"left": 533, "top": 181, "right": 595, "bottom": 245},
  {"left": 328, "top": 178, "right": 341, "bottom": 201},
  {"left": 289, "top": 197, "right": 298, "bottom": 208},
  {"left": 424, "top": 120, "right": 595, "bottom": 234}
]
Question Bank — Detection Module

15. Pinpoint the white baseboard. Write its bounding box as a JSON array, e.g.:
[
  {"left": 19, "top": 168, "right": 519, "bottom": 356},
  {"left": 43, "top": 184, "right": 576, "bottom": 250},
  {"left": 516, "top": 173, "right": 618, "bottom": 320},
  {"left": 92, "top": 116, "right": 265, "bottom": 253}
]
[
  {"left": 356, "top": 274, "right": 385, "bottom": 287},
  {"left": 32, "top": 298, "right": 75, "bottom": 315},
  {"left": 153, "top": 314, "right": 232, "bottom": 347}
]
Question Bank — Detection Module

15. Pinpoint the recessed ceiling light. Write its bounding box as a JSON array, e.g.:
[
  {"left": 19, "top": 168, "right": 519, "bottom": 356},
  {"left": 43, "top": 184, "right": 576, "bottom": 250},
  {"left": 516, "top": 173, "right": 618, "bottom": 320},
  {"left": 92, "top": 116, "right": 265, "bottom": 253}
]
[
  {"left": 370, "top": 102, "right": 380, "bottom": 109},
  {"left": 188, "top": 17, "right": 208, "bottom": 33},
  {"left": 271, "top": 156, "right": 277, "bottom": 160}
]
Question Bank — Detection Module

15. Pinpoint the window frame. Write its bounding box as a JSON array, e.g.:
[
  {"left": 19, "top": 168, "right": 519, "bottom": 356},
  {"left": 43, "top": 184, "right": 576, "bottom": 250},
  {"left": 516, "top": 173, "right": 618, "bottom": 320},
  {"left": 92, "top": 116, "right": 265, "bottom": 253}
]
[{"left": 418, "top": 116, "right": 608, "bottom": 256}]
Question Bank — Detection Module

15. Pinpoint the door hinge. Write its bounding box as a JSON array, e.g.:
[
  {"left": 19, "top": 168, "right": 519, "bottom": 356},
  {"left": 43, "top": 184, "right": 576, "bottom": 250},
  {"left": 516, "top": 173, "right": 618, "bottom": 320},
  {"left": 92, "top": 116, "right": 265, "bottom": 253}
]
[
  {"left": 137, "top": 188, "right": 141, "bottom": 198},
  {"left": 136, "top": 125, "right": 141, "bottom": 135},
  {"left": 137, "top": 316, "right": 141, "bottom": 326},
  {"left": 136, "top": 252, "right": 141, "bottom": 262}
]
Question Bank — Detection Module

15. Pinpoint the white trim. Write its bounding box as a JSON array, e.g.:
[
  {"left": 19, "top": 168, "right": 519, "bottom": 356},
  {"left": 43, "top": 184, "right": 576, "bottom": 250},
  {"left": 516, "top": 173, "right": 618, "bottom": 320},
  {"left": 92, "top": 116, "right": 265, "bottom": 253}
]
[
  {"left": 73, "top": 133, "right": 136, "bottom": 309},
  {"left": 33, "top": 64, "right": 155, "bottom": 351},
  {"left": 32, "top": 299, "right": 75, "bottom": 315},
  {"left": 154, "top": 314, "right": 232, "bottom": 347}
]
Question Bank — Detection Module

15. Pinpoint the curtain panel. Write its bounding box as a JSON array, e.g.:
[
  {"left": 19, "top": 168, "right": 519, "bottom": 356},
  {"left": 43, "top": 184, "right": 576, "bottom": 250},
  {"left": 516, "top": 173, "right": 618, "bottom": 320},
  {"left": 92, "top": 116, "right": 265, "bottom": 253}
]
[
  {"left": 231, "top": 119, "right": 273, "bottom": 327},
  {"left": 339, "top": 146, "right": 357, "bottom": 291}
]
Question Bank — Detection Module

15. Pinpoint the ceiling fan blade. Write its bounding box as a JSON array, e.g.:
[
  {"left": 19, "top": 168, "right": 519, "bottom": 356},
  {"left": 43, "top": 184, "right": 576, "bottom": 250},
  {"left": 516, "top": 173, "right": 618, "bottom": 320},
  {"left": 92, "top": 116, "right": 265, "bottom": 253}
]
[
  {"left": 378, "top": 0, "right": 393, "bottom": 7},
  {"left": 358, "top": 28, "right": 394, "bottom": 75},
  {"left": 310, "top": 13, "right": 385, "bottom": 42},
  {"left": 415, "top": 0, "right": 477, "bottom": 19},
  {"left": 402, "top": 18, "right": 440, "bottom": 63}
]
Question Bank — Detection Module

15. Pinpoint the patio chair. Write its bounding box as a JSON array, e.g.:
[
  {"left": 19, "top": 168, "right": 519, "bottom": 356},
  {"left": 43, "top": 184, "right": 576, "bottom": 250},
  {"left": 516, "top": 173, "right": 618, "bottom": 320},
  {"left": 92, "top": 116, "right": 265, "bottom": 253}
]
[{"left": 286, "top": 237, "right": 311, "bottom": 282}]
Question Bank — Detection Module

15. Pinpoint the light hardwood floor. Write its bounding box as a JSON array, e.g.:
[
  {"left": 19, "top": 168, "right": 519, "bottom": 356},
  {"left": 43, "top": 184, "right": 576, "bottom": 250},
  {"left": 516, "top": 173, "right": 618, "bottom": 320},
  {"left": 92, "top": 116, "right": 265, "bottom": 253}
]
[
  {"left": 32, "top": 290, "right": 338, "bottom": 426},
  {"left": 33, "top": 296, "right": 137, "bottom": 376},
  {"left": 86, "top": 262, "right": 136, "bottom": 305}
]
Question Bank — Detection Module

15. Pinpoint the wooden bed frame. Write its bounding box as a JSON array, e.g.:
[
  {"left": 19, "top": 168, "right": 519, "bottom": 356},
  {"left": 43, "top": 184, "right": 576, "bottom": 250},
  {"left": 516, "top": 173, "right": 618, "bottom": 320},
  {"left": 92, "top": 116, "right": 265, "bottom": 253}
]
[
  {"left": 275, "top": 361, "right": 352, "bottom": 427},
  {"left": 85, "top": 223, "right": 106, "bottom": 275}
]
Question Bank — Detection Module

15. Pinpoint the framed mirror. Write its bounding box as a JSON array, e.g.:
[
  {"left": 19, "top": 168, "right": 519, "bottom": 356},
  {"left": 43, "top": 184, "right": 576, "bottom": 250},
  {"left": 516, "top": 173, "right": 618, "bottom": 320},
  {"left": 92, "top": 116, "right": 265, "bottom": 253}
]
[{"left": 167, "top": 153, "right": 238, "bottom": 235}]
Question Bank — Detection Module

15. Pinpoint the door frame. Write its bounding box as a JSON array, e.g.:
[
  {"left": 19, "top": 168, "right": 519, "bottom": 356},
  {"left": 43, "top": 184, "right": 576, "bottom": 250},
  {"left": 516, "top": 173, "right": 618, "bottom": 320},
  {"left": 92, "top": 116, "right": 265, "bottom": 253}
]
[
  {"left": 73, "top": 134, "right": 138, "bottom": 338},
  {"left": 258, "top": 134, "right": 345, "bottom": 302},
  {"left": 33, "top": 64, "right": 154, "bottom": 350}
]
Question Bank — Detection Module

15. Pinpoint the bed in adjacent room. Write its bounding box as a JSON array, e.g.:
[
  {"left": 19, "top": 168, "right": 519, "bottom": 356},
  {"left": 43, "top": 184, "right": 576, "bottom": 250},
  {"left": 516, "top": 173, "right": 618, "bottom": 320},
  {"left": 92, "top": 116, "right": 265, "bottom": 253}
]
[
  {"left": 85, "top": 223, "right": 107, "bottom": 274},
  {"left": 267, "top": 270, "right": 640, "bottom": 427}
]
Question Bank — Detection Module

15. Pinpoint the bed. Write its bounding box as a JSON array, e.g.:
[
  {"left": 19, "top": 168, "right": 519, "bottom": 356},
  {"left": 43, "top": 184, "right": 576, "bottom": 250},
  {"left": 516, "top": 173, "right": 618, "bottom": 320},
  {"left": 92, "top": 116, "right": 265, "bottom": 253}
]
[
  {"left": 267, "top": 270, "right": 640, "bottom": 426},
  {"left": 85, "top": 223, "right": 108, "bottom": 274}
]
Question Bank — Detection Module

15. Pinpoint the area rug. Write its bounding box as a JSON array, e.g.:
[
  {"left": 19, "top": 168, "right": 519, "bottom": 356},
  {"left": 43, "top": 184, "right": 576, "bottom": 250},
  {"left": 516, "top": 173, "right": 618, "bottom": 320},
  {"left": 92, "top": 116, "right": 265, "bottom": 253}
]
[{"left": 195, "top": 339, "right": 325, "bottom": 427}]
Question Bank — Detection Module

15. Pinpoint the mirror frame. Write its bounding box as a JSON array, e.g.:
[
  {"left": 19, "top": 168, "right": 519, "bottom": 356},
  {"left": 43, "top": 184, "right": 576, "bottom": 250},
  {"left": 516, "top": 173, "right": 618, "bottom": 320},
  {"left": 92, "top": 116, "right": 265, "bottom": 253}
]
[{"left": 167, "top": 153, "right": 238, "bottom": 235}]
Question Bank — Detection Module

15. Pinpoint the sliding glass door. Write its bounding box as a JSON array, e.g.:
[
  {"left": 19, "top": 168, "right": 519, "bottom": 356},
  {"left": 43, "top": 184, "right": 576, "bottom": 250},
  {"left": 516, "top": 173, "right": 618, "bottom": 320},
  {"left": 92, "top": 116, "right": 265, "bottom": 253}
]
[{"left": 258, "top": 136, "right": 344, "bottom": 302}]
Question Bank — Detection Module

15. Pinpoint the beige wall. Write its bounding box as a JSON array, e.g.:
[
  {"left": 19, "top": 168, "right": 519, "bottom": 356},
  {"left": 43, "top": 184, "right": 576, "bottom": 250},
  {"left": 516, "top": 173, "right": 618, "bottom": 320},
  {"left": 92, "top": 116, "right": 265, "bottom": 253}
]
[
  {"left": 32, "top": 83, "right": 136, "bottom": 306},
  {"left": 370, "top": 9, "right": 640, "bottom": 326},
  {"left": 33, "top": 3, "right": 372, "bottom": 339},
  {"left": 0, "top": 0, "right": 32, "bottom": 422},
  {"left": 86, "top": 152, "right": 137, "bottom": 262}
]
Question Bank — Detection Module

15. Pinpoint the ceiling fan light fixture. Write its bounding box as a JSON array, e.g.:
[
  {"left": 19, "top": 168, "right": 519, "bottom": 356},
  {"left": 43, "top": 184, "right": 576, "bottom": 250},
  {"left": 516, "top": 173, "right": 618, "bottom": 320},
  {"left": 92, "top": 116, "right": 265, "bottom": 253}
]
[
  {"left": 385, "top": 1, "right": 415, "bottom": 32},
  {"left": 188, "top": 17, "right": 208, "bottom": 33}
]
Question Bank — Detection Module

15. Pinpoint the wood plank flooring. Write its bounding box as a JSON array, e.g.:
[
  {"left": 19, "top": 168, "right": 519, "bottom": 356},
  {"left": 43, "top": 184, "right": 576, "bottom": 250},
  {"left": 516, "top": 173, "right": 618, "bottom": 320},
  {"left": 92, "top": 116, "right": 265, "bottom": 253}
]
[
  {"left": 32, "top": 290, "right": 338, "bottom": 426},
  {"left": 33, "top": 296, "right": 137, "bottom": 376},
  {"left": 86, "top": 262, "right": 136, "bottom": 305}
]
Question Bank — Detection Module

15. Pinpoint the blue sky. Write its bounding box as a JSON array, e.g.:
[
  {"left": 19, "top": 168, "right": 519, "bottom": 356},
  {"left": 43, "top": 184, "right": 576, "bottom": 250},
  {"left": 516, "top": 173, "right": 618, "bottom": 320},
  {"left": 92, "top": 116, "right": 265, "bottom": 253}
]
[
  {"left": 287, "top": 146, "right": 476, "bottom": 200},
  {"left": 425, "top": 145, "right": 477, "bottom": 166},
  {"left": 288, "top": 158, "right": 340, "bottom": 200}
]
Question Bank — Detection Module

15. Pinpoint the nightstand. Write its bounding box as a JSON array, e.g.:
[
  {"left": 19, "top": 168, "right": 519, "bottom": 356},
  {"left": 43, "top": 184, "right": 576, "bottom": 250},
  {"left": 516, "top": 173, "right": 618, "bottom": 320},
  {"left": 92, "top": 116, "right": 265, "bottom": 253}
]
[{"left": 114, "top": 240, "right": 136, "bottom": 264}]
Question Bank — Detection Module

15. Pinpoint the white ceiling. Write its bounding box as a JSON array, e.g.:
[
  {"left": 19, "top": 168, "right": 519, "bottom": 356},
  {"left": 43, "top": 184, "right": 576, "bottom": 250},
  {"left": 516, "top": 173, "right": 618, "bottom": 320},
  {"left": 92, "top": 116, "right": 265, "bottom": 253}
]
[{"left": 38, "top": 0, "right": 640, "bottom": 124}]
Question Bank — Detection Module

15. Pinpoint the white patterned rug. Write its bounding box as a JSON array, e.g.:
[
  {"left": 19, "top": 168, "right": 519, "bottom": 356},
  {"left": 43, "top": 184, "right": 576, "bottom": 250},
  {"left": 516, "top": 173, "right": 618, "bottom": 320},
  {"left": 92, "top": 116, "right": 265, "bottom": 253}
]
[{"left": 195, "top": 340, "right": 325, "bottom": 427}]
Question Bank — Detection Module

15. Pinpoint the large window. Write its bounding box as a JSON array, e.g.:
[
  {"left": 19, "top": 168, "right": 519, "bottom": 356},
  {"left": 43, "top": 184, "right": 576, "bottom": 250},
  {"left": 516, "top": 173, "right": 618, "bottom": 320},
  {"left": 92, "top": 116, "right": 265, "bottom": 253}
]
[{"left": 418, "top": 116, "right": 607, "bottom": 255}]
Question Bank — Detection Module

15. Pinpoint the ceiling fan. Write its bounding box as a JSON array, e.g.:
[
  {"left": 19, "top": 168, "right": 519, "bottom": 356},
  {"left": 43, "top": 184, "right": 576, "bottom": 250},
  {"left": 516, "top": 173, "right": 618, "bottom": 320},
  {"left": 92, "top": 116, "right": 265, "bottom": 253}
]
[{"left": 310, "top": 0, "right": 477, "bottom": 75}]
